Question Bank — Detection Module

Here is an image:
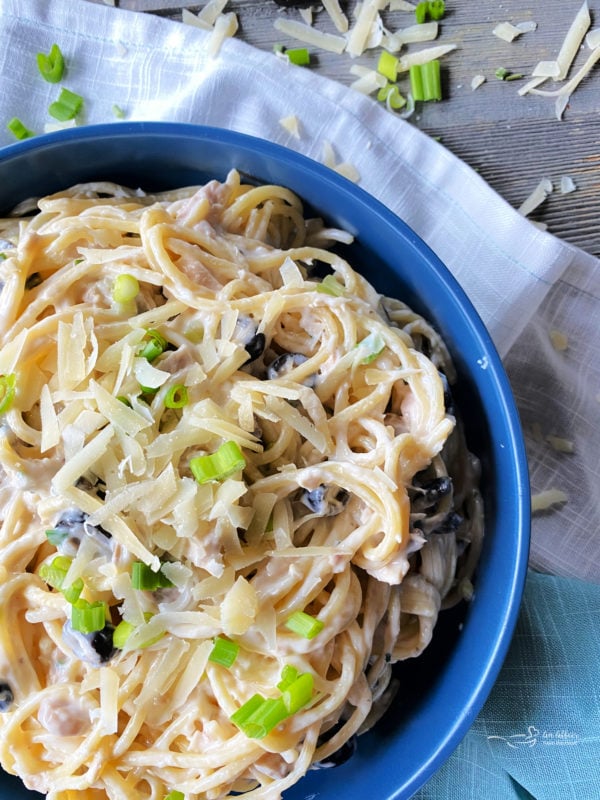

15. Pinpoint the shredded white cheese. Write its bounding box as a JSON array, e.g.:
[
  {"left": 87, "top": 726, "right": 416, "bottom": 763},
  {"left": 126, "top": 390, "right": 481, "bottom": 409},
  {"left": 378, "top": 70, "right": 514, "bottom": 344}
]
[
  {"left": 207, "top": 12, "right": 238, "bottom": 57},
  {"left": 349, "top": 65, "right": 387, "bottom": 94},
  {"left": 273, "top": 18, "right": 346, "bottom": 54},
  {"left": 279, "top": 114, "right": 302, "bottom": 139},
  {"left": 554, "top": 0, "right": 591, "bottom": 80},
  {"left": 546, "top": 435, "right": 575, "bottom": 454},
  {"left": 531, "top": 488, "right": 568, "bottom": 512},
  {"left": 559, "top": 175, "right": 576, "bottom": 194},
  {"left": 383, "top": 21, "right": 439, "bottom": 53},
  {"left": 549, "top": 328, "right": 569, "bottom": 351},
  {"left": 517, "top": 177, "right": 553, "bottom": 217},
  {"left": 493, "top": 22, "right": 527, "bottom": 43},
  {"left": 322, "top": 0, "right": 349, "bottom": 34},
  {"left": 346, "top": 0, "right": 388, "bottom": 58},
  {"left": 471, "top": 74, "right": 486, "bottom": 91},
  {"left": 396, "top": 43, "right": 457, "bottom": 72}
]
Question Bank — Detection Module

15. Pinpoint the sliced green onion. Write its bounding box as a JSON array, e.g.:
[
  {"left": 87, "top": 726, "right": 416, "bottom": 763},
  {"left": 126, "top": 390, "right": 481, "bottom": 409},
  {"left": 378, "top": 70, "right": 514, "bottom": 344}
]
[
  {"left": 36, "top": 43, "right": 65, "bottom": 83},
  {"left": 112, "top": 104, "right": 126, "bottom": 119},
  {"left": 45, "top": 528, "right": 69, "bottom": 547},
  {"left": 164, "top": 384, "right": 188, "bottom": 409},
  {"left": 230, "top": 694, "right": 265, "bottom": 729},
  {"left": 415, "top": 0, "right": 428, "bottom": 23},
  {"left": 71, "top": 599, "right": 107, "bottom": 634},
  {"left": 62, "top": 577, "right": 84, "bottom": 604},
  {"left": 358, "top": 332, "right": 386, "bottom": 364},
  {"left": 316, "top": 274, "right": 345, "bottom": 297},
  {"left": 117, "top": 395, "right": 132, "bottom": 407},
  {"left": 410, "top": 61, "right": 442, "bottom": 102},
  {"left": 164, "top": 792, "right": 185, "bottom": 800},
  {"left": 131, "top": 561, "right": 174, "bottom": 591},
  {"left": 234, "top": 696, "right": 289, "bottom": 739},
  {"left": 6, "top": 117, "right": 34, "bottom": 141},
  {"left": 190, "top": 441, "right": 246, "bottom": 484},
  {"left": 0, "top": 374, "right": 16, "bottom": 414},
  {"left": 48, "top": 88, "right": 83, "bottom": 121},
  {"left": 139, "top": 329, "right": 168, "bottom": 362},
  {"left": 377, "top": 51, "right": 399, "bottom": 82},
  {"left": 495, "top": 67, "right": 509, "bottom": 80},
  {"left": 284, "top": 610, "right": 324, "bottom": 639},
  {"left": 428, "top": 0, "right": 445, "bottom": 20},
  {"left": 208, "top": 636, "right": 239, "bottom": 668},
  {"left": 113, "top": 619, "right": 135, "bottom": 649},
  {"left": 377, "top": 83, "right": 406, "bottom": 110},
  {"left": 281, "top": 672, "right": 314, "bottom": 715},
  {"left": 277, "top": 664, "right": 299, "bottom": 692},
  {"left": 112, "top": 274, "right": 139, "bottom": 303},
  {"left": 39, "top": 555, "right": 72, "bottom": 590},
  {"left": 286, "top": 47, "right": 310, "bottom": 66},
  {"left": 113, "top": 612, "right": 163, "bottom": 649}
]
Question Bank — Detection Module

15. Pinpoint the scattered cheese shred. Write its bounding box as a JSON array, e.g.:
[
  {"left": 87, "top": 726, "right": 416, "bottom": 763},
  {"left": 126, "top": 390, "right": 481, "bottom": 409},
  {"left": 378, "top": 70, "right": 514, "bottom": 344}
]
[
  {"left": 493, "top": 22, "right": 526, "bottom": 43},
  {"left": 549, "top": 328, "right": 569, "bottom": 351},
  {"left": 383, "top": 21, "right": 439, "bottom": 53},
  {"left": 350, "top": 64, "right": 387, "bottom": 94},
  {"left": 559, "top": 175, "right": 576, "bottom": 194},
  {"left": 531, "top": 488, "right": 568, "bottom": 512},
  {"left": 100, "top": 667, "right": 120, "bottom": 735},
  {"left": 546, "top": 435, "right": 575, "bottom": 454},
  {"left": 517, "top": 177, "right": 553, "bottom": 217},
  {"left": 396, "top": 43, "right": 457, "bottom": 72},
  {"left": 471, "top": 74, "right": 486, "bottom": 91},
  {"left": 279, "top": 114, "right": 302, "bottom": 139},
  {"left": 207, "top": 12, "right": 238, "bottom": 57},
  {"left": 321, "top": 140, "right": 361, "bottom": 184},
  {"left": 273, "top": 18, "right": 346, "bottom": 54},
  {"left": 322, "top": 0, "right": 349, "bottom": 34},
  {"left": 554, "top": 0, "right": 591, "bottom": 80},
  {"left": 346, "top": 0, "right": 388, "bottom": 58}
]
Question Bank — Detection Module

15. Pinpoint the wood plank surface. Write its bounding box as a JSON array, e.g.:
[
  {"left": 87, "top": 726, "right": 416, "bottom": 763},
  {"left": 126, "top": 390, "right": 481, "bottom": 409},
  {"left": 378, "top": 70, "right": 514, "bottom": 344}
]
[{"left": 95, "top": 0, "right": 600, "bottom": 257}]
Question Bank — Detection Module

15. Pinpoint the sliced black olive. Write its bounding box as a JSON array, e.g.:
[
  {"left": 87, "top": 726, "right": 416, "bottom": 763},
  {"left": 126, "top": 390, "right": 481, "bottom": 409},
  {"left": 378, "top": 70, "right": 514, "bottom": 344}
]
[
  {"left": 0, "top": 682, "right": 14, "bottom": 712},
  {"left": 91, "top": 625, "right": 116, "bottom": 663},
  {"left": 25, "top": 272, "right": 43, "bottom": 290},
  {"left": 301, "top": 484, "right": 350, "bottom": 516},
  {"left": 267, "top": 352, "right": 308, "bottom": 380},
  {"left": 244, "top": 332, "right": 266, "bottom": 363},
  {"left": 411, "top": 476, "right": 453, "bottom": 512},
  {"left": 435, "top": 511, "right": 463, "bottom": 534}
]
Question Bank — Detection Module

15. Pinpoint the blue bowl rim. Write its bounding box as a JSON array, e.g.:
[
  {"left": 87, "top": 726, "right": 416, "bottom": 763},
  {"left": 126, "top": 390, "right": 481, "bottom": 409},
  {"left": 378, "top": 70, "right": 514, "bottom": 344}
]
[{"left": 0, "top": 121, "right": 531, "bottom": 799}]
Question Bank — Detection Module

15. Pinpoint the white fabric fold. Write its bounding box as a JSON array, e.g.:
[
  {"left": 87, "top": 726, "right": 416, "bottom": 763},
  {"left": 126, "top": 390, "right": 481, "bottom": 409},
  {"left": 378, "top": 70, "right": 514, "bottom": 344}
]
[{"left": 0, "top": 0, "right": 598, "bottom": 581}]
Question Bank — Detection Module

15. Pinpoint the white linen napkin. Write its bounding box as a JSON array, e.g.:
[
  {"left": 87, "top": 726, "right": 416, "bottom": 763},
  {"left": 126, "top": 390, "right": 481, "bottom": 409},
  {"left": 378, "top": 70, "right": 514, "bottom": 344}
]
[{"left": 0, "top": 0, "right": 598, "bottom": 582}]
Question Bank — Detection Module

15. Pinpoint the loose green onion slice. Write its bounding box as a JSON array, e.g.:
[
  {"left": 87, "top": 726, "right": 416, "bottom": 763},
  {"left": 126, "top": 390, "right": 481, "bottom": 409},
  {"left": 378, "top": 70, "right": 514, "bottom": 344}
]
[
  {"left": 164, "top": 792, "right": 185, "bottom": 800},
  {"left": 410, "top": 61, "right": 442, "bottom": 102},
  {"left": 285, "top": 610, "right": 324, "bottom": 639},
  {"left": 62, "top": 577, "right": 84, "bottom": 604},
  {"left": 112, "top": 273, "right": 139, "bottom": 303},
  {"left": 36, "top": 43, "right": 65, "bottom": 83},
  {"left": 71, "top": 599, "right": 107, "bottom": 634},
  {"left": 48, "top": 88, "right": 84, "bottom": 121},
  {"left": 428, "top": 0, "right": 446, "bottom": 20},
  {"left": 316, "top": 274, "right": 345, "bottom": 297},
  {"left": 131, "top": 561, "right": 174, "bottom": 591},
  {"left": 139, "top": 329, "right": 168, "bottom": 362},
  {"left": 415, "top": 0, "right": 429, "bottom": 23},
  {"left": 277, "top": 664, "right": 299, "bottom": 692},
  {"left": 281, "top": 672, "right": 314, "bottom": 715},
  {"left": 6, "top": 117, "right": 34, "bottom": 141},
  {"left": 164, "top": 384, "right": 188, "bottom": 409},
  {"left": 0, "top": 374, "right": 16, "bottom": 414},
  {"left": 208, "top": 636, "right": 240, "bottom": 668},
  {"left": 377, "top": 50, "right": 399, "bottom": 82},
  {"left": 377, "top": 83, "right": 406, "bottom": 110},
  {"left": 190, "top": 441, "right": 246, "bottom": 484},
  {"left": 286, "top": 47, "right": 310, "bottom": 66},
  {"left": 112, "top": 104, "right": 126, "bottom": 119}
]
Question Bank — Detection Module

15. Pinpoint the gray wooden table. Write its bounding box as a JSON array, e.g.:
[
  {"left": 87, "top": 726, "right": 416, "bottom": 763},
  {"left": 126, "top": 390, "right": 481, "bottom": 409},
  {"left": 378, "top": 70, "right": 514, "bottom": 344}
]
[{"left": 112, "top": 0, "right": 600, "bottom": 258}]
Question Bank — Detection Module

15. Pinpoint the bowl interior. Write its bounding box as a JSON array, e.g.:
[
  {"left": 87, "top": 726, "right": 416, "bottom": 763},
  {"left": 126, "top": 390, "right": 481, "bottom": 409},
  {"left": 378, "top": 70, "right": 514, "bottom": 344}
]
[{"left": 0, "top": 123, "right": 530, "bottom": 800}]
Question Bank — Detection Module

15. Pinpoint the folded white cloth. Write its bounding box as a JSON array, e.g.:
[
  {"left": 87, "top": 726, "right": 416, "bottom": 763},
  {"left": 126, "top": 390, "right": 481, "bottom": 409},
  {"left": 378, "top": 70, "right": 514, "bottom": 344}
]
[{"left": 0, "top": 0, "right": 598, "bottom": 582}]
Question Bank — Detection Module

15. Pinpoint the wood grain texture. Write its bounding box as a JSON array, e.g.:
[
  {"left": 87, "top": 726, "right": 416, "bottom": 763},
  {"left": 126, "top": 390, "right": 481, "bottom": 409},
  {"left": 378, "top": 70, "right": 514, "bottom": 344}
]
[{"left": 92, "top": 0, "right": 600, "bottom": 256}]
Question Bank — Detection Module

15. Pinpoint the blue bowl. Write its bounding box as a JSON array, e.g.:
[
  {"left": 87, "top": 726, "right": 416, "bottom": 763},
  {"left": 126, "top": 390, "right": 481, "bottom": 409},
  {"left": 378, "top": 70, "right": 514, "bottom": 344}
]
[{"left": 0, "top": 123, "right": 530, "bottom": 800}]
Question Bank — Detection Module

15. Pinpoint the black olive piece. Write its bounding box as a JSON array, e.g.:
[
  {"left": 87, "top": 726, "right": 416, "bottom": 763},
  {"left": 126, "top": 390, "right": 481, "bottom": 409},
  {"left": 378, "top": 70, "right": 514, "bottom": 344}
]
[
  {"left": 55, "top": 508, "right": 87, "bottom": 531},
  {"left": 411, "top": 476, "right": 453, "bottom": 512},
  {"left": 312, "top": 734, "right": 357, "bottom": 769},
  {"left": 301, "top": 484, "right": 350, "bottom": 517},
  {"left": 431, "top": 511, "right": 463, "bottom": 535},
  {"left": 0, "top": 682, "right": 14, "bottom": 712},
  {"left": 25, "top": 272, "right": 43, "bottom": 290},
  {"left": 244, "top": 332, "right": 266, "bottom": 363},
  {"left": 267, "top": 352, "right": 308, "bottom": 380},
  {"left": 91, "top": 625, "right": 116, "bottom": 662}
]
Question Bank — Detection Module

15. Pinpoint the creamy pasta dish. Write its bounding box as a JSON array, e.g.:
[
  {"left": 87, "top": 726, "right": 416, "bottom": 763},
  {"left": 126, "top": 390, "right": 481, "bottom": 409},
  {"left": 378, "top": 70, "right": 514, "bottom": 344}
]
[{"left": 0, "top": 171, "right": 482, "bottom": 800}]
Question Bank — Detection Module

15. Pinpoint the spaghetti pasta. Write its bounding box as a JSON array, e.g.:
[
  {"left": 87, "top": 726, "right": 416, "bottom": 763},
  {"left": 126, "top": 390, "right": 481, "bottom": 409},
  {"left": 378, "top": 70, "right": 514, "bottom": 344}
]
[{"left": 0, "top": 171, "right": 482, "bottom": 800}]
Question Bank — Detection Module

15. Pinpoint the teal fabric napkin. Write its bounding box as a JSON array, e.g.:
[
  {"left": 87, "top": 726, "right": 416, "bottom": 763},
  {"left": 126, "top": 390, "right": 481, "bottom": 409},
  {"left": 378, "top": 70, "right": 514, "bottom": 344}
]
[{"left": 415, "top": 571, "right": 600, "bottom": 800}]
